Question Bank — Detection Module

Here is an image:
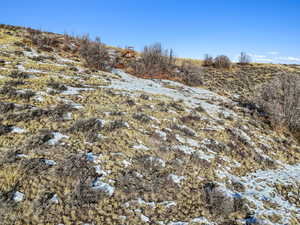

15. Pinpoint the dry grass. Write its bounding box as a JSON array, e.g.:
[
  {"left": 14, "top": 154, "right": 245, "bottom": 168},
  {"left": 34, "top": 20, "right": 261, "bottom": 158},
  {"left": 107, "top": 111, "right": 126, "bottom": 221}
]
[{"left": 0, "top": 165, "right": 24, "bottom": 193}]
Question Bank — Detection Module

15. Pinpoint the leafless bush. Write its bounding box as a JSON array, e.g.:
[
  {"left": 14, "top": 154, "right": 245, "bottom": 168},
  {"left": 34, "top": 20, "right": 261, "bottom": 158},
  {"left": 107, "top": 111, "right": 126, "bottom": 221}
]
[
  {"left": 47, "top": 79, "right": 68, "bottom": 91},
  {"left": 78, "top": 34, "right": 110, "bottom": 71},
  {"left": 203, "top": 54, "right": 214, "bottom": 67},
  {"left": 179, "top": 61, "right": 203, "bottom": 86},
  {"left": 25, "top": 130, "right": 54, "bottom": 148},
  {"left": 27, "top": 29, "right": 59, "bottom": 51},
  {"left": 69, "top": 118, "right": 104, "bottom": 133},
  {"left": 238, "top": 52, "right": 251, "bottom": 65},
  {"left": 0, "top": 86, "right": 35, "bottom": 100},
  {"left": 214, "top": 55, "right": 232, "bottom": 69},
  {"left": 9, "top": 70, "right": 30, "bottom": 79},
  {"left": 133, "top": 43, "right": 175, "bottom": 76},
  {"left": 255, "top": 73, "right": 300, "bottom": 132},
  {"left": 0, "top": 103, "right": 15, "bottom": 114},
  {"left": 0, "top": 125, "right": 13, "bottom": 136}
]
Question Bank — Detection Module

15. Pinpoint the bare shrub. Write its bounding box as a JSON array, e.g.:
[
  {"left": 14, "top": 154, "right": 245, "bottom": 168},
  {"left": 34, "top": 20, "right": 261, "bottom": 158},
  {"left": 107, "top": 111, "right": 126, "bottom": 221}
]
[
  {"left": 9, "top": 70, "right": 30, "bottom": 79},
  {"left": 0, "top": 125, "right": 13, "bottom": 136},
  {"left": 69, "top": 118, "right": 104, "bottom": 133},
  {"left": 179, "top": 61, "right": 203, "bottom": 86},
  {"left": 239, "top": 52, "right": 251, "bottom": 65},
  {"left": 47, "top": 79, "right": 68, "bottom": 91},
  {"left": 27, "top": 29, "right": 59, "bottom": 51},
  {"left": 78, "top": 35, "right": 110, "bottom": 71},
  {"left": 214, "top": 55, "right": 232, "bottom": 69},
  {"left": 202, "top": 54, "right": 214, "bottom": 67},
  {"left": 0, "top": 103, "right": 15, "bottom": 114},
  {"left": 0, "top": 86, "right": 35, "bottom": 100},
  {"left": 133, "top": 43, "right": 175, "bottom": 76},
  {"left": 25, "top": 130, "right": 54, "bottom": 148},
  {"left": 255, "top": 73, "right": 300, "bottom": 132}
]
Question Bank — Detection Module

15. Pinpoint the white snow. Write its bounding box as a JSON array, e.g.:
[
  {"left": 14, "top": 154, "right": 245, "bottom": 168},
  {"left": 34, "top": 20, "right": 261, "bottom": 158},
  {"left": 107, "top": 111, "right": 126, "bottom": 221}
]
[
  {"left": 91, "top": 178, "right": 115, "bottom": 196},
  {"left": 168, "top": 174, "right": 185, "bottom": 184},
  {"left": 122, "top": 160, "right": 131, "bottom": 167},
  {"left": 132, "top": 144, "right": 149, "bottom": 151},
  {"left": 44, "top": 159, "right": 57, "bottom": 166},
  {"left": 13, "top": 191, "right": 25, "bottom": 202},
  {"left": 217, "top": 163, "right": 300, "bottom": 224},
  {"left": 11, "top": 127, "right": 26, "bottom": 133},
  {"left": 141, "top": 214, "right": 150, "bottom": 223},
  {"left": 49, "top": 194, "right": 59, "bottom": 204},
  {"left": 107, "top": 69, "right": 235, "bottom": 118},
  {"left": 93, "top": 165, "right": 108, "bottom": 177},
  {"left": 154, "top": 130, "right": 167, "bottom": 141},
  {"left": 168, "top": 222, "right": 188, "bottom": 225},
  {"left": 191, "top": 217, "right": 214, "bottom": 224},
  {"left": 47, "top": 132, "right": 69, "bottom": 145},
  {"left": 62, "top": 86, "right": 94, "bottom": 95}
]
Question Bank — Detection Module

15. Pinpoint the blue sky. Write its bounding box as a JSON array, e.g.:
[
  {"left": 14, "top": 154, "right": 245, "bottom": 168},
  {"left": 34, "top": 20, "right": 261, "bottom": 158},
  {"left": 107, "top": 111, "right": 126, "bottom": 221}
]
[{"left": 1, "top": 0, "right": 300, "bottom": 63}]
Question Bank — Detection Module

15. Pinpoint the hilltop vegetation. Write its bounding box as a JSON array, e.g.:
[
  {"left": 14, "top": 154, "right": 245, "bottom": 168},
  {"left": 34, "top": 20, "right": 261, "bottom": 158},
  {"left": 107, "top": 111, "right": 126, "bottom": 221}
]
[{"left": 0, "top": 24, "right": 299, "bottom": 225}]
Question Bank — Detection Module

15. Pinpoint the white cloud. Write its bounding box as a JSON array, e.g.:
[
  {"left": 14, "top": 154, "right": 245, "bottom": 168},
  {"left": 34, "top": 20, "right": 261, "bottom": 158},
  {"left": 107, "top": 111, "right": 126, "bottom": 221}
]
[
  {"left": 249, "top": 54, "right": 267, "bottom": 59},
  {"left": 248, "top": 52, "right": 300, "bottom": 64},
  {"left": 276, "top": 56, "right": 300, "bottom": 62},
  {"left": 256, "top": 58, "right": 273, "bottom": 62},
  {"left": 267, "top": 51, "right": 279, "bottom": 55}
]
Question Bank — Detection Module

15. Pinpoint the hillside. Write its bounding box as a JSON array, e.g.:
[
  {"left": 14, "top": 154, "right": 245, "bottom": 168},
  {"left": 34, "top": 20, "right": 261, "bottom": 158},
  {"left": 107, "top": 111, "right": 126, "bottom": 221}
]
[{"left": 0, "top": 25, "right": 300, "bottom": 225}]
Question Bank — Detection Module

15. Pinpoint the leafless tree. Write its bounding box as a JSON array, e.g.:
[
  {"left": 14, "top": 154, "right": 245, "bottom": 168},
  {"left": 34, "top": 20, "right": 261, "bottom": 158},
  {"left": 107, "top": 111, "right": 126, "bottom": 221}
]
[
  {"left": 78, "top": 34, "right": 110, "bottom": 71},
  {"left": 255, "top": 73, "right": 300, "bottom": 132},
  {"left": 203, "top": 54, "right": 214, "bottom": 67},
  {"left": 239, "top": 52, "right": 251, "bottom": 65}
]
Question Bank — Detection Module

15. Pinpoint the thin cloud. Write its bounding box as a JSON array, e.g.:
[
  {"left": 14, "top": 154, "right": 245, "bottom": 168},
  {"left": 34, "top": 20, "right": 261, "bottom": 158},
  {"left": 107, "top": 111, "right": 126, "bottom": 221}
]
[
  {"left": 256, "top": 58, "right": 273, "bottom": 62},
  {"left": 248, "top": 52, "right": 300, "bottom": 64},
  {"left": 249, "top": 54, "right": 267, "bottom": 59},
  {"left": 276, "top": 56, "right": 300, "bottom": 62},
  {"left": 267, "top": 51, "right": 279, "bottom": 55}
]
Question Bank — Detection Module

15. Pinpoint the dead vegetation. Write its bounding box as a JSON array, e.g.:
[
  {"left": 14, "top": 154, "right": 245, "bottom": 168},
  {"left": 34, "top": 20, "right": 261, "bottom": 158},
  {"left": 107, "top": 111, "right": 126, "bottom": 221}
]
[
  {"left": 56, "top": 154, "right": 103, "bottom": 205},
  {"left": 9, "top": 70, "right": 30, "bottom": 79},
  {"left": 0, "top": 86, "right": 35, "bottom": 100},
  {"left": 116, "top": 155, "right": 177, "bottom": 199},
  {"left": 25, "top": 130, "right": 54, "bottom": 148},
  {"left": 238, "top": 52, "right": 251, "bottom": 65},
  {"left": 1, "top": 24, "right": 300, "bottom": 225},
  {"left": 213, "top": 55, "right": 232, "bottom": 69},
  {"left": 254, "top": 73, "right": 300, "bottom": 137},
  {"left": 203, "top": 54, "right": 214, "bottom": 67},
  {"left": 0, "top": 124, "right": 13, "bottom": 135},
  {"left": 69, "top": 118, "right": 104, "bottom": 133},
  {"left": 47, "top": 79, "right": 68, "bottom": 91},
  {"left": 0, "top": 102, "right": 16, "bottom": 114},
  {"left": 78, "top": 35, "right": 111, "bottom": 71},
  {"left": 27, "top": 28, "right": 59, "bottom": 52},
  {"left": 131, "top": 43, "right": 175, "bottom": 77}
]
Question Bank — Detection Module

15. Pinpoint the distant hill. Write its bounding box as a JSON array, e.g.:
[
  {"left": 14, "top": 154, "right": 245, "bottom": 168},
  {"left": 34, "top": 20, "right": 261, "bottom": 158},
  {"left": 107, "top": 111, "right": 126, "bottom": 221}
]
[{"left": 0, "top": 24, "right": 299, "bottom": 225}]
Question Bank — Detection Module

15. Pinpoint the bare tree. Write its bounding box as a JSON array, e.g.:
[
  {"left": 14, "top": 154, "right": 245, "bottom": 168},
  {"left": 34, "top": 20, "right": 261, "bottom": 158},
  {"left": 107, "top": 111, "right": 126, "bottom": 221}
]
[
  {"left": 203, "top": 54, "right": 214, "bottom": 67},
  {"left": 239, "top": 52, "right": 251, "bottom": 65},
  {"left": 78, "top": 34, "right": 110, "bottom": 71},
  {"left": 133, "top": 43, "right": 176, "bottom": 76},
  {"left": 255, "top": 73, "right": 300, "bottom": 132}
]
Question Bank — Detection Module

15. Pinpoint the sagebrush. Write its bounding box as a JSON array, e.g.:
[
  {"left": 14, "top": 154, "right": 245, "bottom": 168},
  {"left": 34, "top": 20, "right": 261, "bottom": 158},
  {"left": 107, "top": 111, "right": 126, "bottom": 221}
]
[{"left": 255, "top": 73, "right": 300, "bottom": 133}]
